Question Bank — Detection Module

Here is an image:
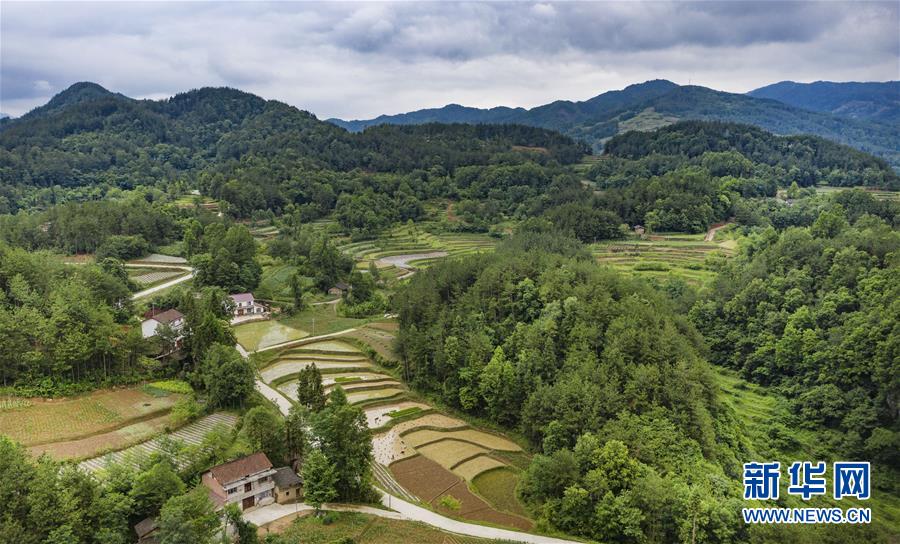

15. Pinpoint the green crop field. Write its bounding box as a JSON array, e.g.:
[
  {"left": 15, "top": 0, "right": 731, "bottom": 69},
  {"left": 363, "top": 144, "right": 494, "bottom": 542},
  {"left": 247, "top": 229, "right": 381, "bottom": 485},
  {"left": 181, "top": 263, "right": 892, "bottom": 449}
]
[
  {"left": 0, "top": 387, "right": 182, "bottom": 448},
  {"left": 472, "top": 467, "right": 530, "bottom": 518},
  {"left": 278, "top": 306, "right": 365, "bottom": 338},
  {"left": 591, "top": 232, "right": 735, "bottom": 285}
]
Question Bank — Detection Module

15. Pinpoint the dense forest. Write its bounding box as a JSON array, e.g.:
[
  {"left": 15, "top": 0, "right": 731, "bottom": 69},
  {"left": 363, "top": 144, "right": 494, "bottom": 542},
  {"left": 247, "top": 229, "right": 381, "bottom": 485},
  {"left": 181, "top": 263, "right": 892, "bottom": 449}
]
[
  {"left": 0, "top": 83, "right": 585, "bottom": 218},
  {"left": 394, "top": 230, "right": 748, "bottom": 542},
  {"left": 394, "top": 216, "right": 898, "bottom": 542},
  {"left": 691, "top": 207, "right": 900, "bottom": 467},
  {"left": 0, "top": 244, "right": 140, "bottom": 391},
  {"left": 603, "top": 121, "right": 899, "bottom": 189},
  {"left": 554, "top": 121, "right": 900, "bottom": 235}
]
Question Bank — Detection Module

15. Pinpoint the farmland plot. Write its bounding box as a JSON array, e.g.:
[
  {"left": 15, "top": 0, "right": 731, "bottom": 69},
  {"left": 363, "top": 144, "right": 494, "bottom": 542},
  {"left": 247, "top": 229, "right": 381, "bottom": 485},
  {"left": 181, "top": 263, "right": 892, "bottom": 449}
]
[
  {"left": 129, "top": 253, "right": 188, "bottom": 265},
  {"left": 261, "top": 359, "right": 370, "bottom": 383},
  {"left": 0, "top": 388, "right": 181, "bottom": 447},
  {"left": 417, "top": 439, "right": 488, "bottom": 469},
  {"left": 390, "top": 455, "right": 532, "bottom": 531},
  {"left": 452, "top": 455, "right": 506, "bottom": 481},
  {"left": 78, "top": 412, "right": 238, "bottom": 473},
  {"left": 130, "top": 269, "right": 186, "bottom": 285},
  {"left": 234, "top": 320, "right": 309, "bottom": 351},
  {"left": 402, "top": 428, "right": 520, "bottom": 452},
  {"left": 344, "top": 387, "right": 405, "bottom": 405},
  {"left": 364, "top": 402, "right": 430, "bottom": 429},
  {"left": 301, "top": 340, "right": 360, "bottom": 352}
]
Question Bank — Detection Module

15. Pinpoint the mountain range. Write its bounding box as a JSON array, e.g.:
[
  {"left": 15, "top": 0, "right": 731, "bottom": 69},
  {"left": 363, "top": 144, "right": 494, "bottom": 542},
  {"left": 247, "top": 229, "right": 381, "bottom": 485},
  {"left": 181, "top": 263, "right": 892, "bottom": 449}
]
[
  {"left": 328, "top": 79, "right": 900, "bottom": 168},
  {"left": 749, "top": 80, "right": 899, "bottom": 124}
]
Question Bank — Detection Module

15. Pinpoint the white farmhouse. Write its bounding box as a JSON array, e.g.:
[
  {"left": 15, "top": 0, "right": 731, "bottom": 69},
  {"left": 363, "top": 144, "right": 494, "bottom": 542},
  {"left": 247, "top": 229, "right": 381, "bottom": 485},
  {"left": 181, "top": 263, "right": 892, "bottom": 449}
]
[
  {"left": 140, "top": 308, "right": 185, "bottom": 339},
  {"left": 229, "top": 293, "right": 267, "bottom": 317}
]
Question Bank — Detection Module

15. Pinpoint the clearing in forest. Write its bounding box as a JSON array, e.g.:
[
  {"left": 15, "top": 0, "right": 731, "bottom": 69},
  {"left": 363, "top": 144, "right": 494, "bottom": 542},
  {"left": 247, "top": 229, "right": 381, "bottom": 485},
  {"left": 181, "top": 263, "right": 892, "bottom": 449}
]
[{"left": 592, "top": 231, "right": 735, "bottom": 285}]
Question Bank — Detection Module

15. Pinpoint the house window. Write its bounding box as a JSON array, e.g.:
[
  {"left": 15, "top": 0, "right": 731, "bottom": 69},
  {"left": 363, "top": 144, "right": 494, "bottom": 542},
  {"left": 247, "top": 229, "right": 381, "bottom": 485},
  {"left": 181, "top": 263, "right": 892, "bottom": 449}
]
[
  {"left": 244, "top": 482, "right": 252, "bottom": 492},
  {"left": 227, "top": 487, "right": 238, "bottom": 495}
]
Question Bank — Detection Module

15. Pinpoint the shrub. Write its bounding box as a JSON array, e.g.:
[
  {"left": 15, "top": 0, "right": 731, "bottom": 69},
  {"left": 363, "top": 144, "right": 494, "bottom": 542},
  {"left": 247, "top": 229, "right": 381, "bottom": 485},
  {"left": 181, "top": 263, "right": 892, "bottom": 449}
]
[
  {"left": 320, "top": 511, "right": 339, "bottom": 525},
  {"left": 170, "top": 397, "right": 202, "bottom": 427},
  {"left": 147, "top": 380, "right": 194, "bottom": 395},
  {"left": 438, "top": 495, "right": 461, "bottom": 511}
]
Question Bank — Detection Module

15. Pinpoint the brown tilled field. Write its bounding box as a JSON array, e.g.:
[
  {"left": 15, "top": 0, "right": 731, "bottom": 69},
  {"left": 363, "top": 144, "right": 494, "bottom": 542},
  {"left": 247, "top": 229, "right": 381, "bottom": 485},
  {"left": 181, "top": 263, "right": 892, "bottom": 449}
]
[
  {"left": 390, "top": 455, "right": 532, "bottom": 531},
  {"left": 28, "top": 413, "right": 173, "bottom": 460}
]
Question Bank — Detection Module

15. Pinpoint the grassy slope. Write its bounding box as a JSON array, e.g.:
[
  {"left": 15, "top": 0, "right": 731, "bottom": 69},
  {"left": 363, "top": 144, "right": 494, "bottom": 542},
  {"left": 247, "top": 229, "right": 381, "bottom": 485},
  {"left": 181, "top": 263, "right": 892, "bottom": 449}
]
[{"left": 714, "top": 367, "right": 900, "bottom": 535}]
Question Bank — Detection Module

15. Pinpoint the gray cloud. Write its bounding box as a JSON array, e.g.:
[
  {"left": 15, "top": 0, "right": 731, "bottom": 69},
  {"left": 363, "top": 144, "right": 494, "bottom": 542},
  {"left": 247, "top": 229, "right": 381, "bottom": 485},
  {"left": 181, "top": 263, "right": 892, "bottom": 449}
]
[{"left": 1, "top": 1, "right": 897, "bottom": 118}]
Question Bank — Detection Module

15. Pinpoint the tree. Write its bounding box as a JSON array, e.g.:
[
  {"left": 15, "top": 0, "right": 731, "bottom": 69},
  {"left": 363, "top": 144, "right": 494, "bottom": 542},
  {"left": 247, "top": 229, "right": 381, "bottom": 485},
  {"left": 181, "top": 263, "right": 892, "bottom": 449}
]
[
  {"left": 295, "top": 363, "right": 325, "bottom": 411},
  {"left": 301, "top": 450, "right": 337, "bottom": 512},
  {"left": 157, "top": 488, "right": 220, "bottom": 544},
  {"left": 183, "top": 297, "right": 236, "bottom": 364},
  {"left": 479, "top": 346, "right": 519, "bottom": 425},
  {"left": 224, "top": 503, "right": 258, "bottom": 544},
  {"left": 241, "top": 406, "right": 287, "bottom": 465},
  {"left": 289, "top": 272, "right": 308, "bottom": 312},
  {"left": 285, "top": 405, "right": 309, "bottom": 469},
  {"left": 129, "top": 461, "right": 185, "bottom": 517},
  {"left": 310, "top": 387, "right": 374, "bottom": 501},
  {"left": 203, "top": 344, "right": 255, "bottom": 408},
  {"left": 345, "top": 270, "right": 375, "bottom": 305},
  {"left": 367, "top": 261, "right": 381, "bottom": 283}
]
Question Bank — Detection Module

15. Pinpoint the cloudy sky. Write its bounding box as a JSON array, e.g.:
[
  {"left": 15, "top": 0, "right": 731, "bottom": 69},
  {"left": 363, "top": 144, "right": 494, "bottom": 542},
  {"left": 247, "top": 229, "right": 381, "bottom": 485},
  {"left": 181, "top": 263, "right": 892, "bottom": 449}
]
[{"left": 2, "top": 1, "right": 898, "bottom": 119}]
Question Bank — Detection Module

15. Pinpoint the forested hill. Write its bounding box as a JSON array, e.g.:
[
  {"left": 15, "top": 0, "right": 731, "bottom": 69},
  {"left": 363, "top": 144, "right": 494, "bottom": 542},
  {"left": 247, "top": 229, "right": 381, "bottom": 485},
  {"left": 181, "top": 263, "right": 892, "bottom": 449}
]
[
  {"left": 0, "top": 82, "right": 586, "bottom": 191},
  {"left": 603, "top": 121, "right": 899, "bottom": 189},
  {"left": 749, "top": 80, "right": 900, "bottom": 124},
  {"left": 329, "top": 80, "right": 900, "bottom": 168}
]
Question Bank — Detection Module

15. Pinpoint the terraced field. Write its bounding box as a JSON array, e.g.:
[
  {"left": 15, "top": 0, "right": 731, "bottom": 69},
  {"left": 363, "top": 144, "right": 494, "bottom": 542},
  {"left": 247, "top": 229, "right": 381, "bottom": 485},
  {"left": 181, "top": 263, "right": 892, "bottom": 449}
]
[
  {"left": 256, "top": 327, "right": 533, "bottom": 529},
  {"left": 813, "top": 186, "right": 900, "bottom": 201},
  {"left": 453, "top": 455, "right": 506, "bottom": 481},
  {"left": 78, "top": 412, "right": 238, "bottom": 473},
  {"left": 327, "top": 379, "right": 401, "bottom": 391},
  {"left": 345, "top": 387, "right": 405, "bottom": 404},
  {"left": 336, "top": 227, "right": 497, "bottom": 279},
  {"left": 249, "top": 225, "right": 279, "bottom": 239},
  {"left": 260, "top": 339, "right": 405, "bottom": 408},
  {"left": 592, "top": 232, "right": 735, "bottom": 285},
  {"left": 418, "top": 439, "right": 489, "bottom": 469},
  {"left": 322, "top": 372, "right": 397, "bottom": 386},
  {"left": 263, "top": 359, "right": 370, "bottom": 383},
  {"left": 403, "top": 428, "right": 520, "bottom": 452},
  {"left": 339, "top": 324, "right": 399, "bottom": 362}
]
